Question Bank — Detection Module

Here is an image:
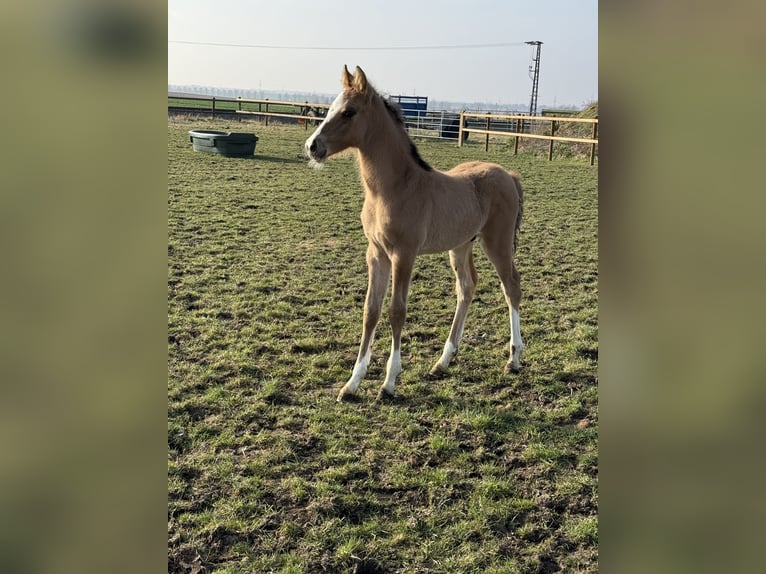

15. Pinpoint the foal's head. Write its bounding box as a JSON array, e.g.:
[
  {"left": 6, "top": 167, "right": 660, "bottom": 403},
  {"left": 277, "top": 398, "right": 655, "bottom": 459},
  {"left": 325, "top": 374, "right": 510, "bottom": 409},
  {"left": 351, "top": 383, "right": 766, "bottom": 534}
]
[{"left": 305, "top": 65, "right": 385, "bottom": 165}]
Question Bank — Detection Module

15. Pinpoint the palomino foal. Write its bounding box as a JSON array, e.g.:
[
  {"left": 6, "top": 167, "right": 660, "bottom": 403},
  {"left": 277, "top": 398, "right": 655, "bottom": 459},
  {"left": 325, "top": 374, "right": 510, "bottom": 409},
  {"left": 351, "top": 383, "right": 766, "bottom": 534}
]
[{"left": 306, "top": 66, "right": 524, "bottom": 401}]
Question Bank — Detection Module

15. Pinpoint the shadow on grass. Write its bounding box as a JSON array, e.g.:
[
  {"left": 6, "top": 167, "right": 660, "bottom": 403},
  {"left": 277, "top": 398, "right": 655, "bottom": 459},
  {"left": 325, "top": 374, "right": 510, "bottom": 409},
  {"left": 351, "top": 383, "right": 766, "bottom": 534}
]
[
  {"left": 204, "top": 154, "right": 304, "bottom": 164},
  {"left": 254, "top": 154, "right": 305, "bottom": 164}
]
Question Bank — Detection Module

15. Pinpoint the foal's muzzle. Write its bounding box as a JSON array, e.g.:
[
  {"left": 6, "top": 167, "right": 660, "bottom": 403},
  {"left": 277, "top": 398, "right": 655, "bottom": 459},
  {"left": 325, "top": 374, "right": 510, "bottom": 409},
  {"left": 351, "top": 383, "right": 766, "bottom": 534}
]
[{"left": 306, "top": 137, "right": 327, "bottom": 162}]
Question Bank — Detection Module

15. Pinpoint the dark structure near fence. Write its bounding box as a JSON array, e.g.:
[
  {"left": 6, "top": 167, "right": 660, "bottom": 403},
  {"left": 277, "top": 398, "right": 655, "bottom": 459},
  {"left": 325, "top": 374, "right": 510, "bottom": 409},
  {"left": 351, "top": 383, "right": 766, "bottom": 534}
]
[
  {"left": 439, "top": 116, "right": 467, "bottom": 141},
  {"left": 388, "top": 95, "right": 428, "bottom": 118}
]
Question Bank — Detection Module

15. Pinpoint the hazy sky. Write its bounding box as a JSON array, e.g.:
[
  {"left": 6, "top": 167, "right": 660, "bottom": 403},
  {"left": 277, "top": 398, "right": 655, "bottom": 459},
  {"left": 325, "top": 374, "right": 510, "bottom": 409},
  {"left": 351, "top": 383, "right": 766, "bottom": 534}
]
[{"left": 168, "top": 0, "right": 597, "bottom": 107}]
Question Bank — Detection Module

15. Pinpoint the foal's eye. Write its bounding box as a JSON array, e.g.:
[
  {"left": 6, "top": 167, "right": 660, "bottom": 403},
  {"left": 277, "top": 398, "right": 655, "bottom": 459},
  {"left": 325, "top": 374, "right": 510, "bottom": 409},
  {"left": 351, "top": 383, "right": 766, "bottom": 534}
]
[{"left": 341, "top": 108, "right": 356, "bottom": 118}]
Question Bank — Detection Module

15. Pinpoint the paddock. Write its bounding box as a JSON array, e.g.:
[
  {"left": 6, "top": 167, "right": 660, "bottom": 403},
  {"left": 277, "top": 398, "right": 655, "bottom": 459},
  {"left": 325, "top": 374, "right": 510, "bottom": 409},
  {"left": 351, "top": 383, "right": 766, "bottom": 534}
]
[{"left": 168, "top": 116, "right": 598, "bottom": 573}]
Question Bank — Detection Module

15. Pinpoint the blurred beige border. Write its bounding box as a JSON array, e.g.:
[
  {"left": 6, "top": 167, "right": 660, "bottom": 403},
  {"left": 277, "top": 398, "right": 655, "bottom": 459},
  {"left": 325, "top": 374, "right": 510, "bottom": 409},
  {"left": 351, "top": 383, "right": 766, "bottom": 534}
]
[
  {"left": 600, "top": 2, "right": 766, "bottom": 573},
  {"left": 0, "top": 2, "right": 167, "bottom": 574}
]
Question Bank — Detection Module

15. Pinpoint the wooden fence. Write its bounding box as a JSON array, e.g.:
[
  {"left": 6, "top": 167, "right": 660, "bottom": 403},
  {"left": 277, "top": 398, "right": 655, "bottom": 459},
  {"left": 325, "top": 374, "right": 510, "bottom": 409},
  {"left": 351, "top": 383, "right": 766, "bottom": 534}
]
[
  {"left": 168, "top": 94, "right": 598, "bottom": 163},
  {"left": 168, "top": 93, "right": 330, "bottom": 129},
  {"left": 459, "top": 111, "right": 598, "bottom": 165},
  {"left": 232, "top": 97, "right": 330, "bottom": 128}
]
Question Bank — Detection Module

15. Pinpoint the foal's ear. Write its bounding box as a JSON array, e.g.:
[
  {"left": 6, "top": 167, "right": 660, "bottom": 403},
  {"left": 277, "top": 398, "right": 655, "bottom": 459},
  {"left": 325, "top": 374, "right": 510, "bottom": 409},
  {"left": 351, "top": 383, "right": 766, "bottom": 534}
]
[
  {"left": 353, "top": 66, "right": 368, "bottom": 94},
  {"left": 342, "top": 65, "right": 353, "bottom": 89}
]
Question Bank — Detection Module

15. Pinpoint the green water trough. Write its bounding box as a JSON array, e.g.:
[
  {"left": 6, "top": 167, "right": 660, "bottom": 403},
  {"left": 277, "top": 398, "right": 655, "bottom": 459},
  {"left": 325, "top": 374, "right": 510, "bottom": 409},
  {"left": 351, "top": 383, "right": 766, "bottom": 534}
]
[{"left": 189, "top": 130, "right": 258, "bottom": 157}]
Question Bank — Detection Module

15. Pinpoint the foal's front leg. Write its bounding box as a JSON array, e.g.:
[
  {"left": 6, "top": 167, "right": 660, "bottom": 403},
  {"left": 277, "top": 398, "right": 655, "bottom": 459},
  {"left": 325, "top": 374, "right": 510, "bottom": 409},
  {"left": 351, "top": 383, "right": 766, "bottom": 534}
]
[
  {"left": 337, "top": 244, "right": 390, "bottom": 401},
  {"left": 378, "top": 253, "right": 415, "bottom": 400}
]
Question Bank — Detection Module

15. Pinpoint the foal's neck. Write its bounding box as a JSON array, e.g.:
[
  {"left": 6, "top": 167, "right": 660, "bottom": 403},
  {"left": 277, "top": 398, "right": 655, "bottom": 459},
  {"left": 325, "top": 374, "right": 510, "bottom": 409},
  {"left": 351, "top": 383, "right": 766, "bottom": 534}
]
[{"left": 356, "top": 100, "right": 425, "bottom": 198}]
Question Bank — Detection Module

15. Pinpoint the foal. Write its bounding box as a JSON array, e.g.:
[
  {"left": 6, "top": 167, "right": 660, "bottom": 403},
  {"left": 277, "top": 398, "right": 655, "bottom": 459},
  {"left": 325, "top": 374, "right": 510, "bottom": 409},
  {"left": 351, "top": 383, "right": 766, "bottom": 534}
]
[{"left": 306, "top": 66, "right": 524, "bottom": 401}]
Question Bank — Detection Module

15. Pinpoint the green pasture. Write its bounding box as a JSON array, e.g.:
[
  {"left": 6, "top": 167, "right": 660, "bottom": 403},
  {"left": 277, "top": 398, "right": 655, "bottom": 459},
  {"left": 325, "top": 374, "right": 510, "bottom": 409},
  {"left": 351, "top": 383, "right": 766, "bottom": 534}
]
[{"left": 168, "top": 116, "right": 598, "bottom": 573}]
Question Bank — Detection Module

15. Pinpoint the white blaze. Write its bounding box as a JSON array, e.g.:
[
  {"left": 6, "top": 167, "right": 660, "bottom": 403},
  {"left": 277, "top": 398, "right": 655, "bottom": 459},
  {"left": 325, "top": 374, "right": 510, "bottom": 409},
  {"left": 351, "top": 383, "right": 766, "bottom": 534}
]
[{"left": 305, "top": 91, "right": 345, "bottom": 161}]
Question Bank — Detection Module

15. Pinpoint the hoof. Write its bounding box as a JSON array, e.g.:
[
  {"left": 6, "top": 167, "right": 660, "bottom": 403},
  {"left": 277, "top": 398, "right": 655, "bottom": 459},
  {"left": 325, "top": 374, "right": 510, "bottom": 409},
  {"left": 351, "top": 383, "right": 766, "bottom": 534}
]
[
  {"left": 504, "top": 362, "right": 521, "bottom": 375},
  {"left": 427, "top": 364, "right": 449, "bottom": 379},
  {"left": 375, "top": 388, "right": 396, "bottom": 401},
  {"left": 336, "top": 388, "right": 359, "bottom": 402}
]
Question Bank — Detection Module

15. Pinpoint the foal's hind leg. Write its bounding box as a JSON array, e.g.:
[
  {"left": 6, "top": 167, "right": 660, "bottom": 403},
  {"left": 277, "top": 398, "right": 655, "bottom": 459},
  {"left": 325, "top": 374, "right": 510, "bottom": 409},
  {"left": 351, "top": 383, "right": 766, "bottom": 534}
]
[
  {"left": 481, "top": 234, "right": 524, "bottom": 373},
  {"left": 430, "top": 242, "right": 477, "bottom": 376}
]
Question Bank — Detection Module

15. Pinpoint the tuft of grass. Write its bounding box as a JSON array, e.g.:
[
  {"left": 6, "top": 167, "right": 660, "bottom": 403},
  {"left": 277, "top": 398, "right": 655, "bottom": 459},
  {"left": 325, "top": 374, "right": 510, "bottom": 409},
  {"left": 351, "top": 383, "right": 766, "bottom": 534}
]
[
  {"left": 564, "top": 515, "right": 599, "bottom": 544},
  {"left": 168, "top": 117, "right": 598, "bottom": 572}
]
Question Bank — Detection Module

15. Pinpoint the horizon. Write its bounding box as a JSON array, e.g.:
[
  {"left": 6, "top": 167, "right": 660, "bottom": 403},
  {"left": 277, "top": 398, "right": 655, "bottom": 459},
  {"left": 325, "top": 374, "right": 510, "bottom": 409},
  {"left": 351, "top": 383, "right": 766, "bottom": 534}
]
[{"left": 167, "top": 83, "right": 589, "bottom": 112}]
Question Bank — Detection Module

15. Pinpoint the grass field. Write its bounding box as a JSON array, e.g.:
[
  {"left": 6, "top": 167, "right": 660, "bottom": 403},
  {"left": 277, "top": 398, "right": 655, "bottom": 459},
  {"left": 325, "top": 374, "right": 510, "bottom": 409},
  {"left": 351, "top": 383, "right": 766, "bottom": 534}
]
[{"left": 168, "top": 116, "right": 598, "bottom": 573}]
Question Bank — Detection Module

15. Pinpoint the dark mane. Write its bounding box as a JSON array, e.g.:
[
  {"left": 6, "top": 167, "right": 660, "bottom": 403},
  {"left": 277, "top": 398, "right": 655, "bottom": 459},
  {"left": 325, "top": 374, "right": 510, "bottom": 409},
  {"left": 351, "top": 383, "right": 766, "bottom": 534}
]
[
  {"left": 382, "top": 97, "right": 405, "bottom": 124},
  {"left": 381, "top": 95, "right": 433, "bottom": 172},
  {"left": 409, "top": 143, "right": 433, "bottom": 172}
]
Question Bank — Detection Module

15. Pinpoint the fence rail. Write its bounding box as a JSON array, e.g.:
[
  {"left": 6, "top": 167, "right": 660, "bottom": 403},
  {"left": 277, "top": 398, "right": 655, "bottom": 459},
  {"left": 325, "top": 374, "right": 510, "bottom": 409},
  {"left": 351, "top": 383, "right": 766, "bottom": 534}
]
[
  {"left": 168, "top": 94, "right": 331, "bottom": 128},
  {"left": 232, "top": 97, "right": 330, "bottom": 127},
  {"left": 459, "top": 111, "right": 598, "bottom": 165}
]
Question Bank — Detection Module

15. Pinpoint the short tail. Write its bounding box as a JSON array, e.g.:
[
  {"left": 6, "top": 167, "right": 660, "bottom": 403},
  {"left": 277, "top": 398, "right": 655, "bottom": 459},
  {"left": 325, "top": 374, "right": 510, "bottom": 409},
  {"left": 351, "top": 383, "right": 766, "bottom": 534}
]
[{"left": 511, "top": 173, "right": 523, "bottom": 254}]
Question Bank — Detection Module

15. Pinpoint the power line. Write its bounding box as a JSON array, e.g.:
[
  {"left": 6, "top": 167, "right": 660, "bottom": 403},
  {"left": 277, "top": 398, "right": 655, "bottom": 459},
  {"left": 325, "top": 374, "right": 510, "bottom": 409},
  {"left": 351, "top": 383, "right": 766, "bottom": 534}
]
[{"left": 168, "top": 40, "right": 527, "bottom": 51}]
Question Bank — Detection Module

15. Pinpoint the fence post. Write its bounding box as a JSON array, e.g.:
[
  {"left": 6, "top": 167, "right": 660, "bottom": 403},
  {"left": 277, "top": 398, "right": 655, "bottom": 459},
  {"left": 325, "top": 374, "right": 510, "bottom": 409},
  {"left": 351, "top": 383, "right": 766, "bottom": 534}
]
[
  {"left": 211, "top": 96, "right": 216, "bottom": 118},
  {"left": 441, "top": 111, "right": 445, "bottom": 141},
  {"left": 265, "top": 100, "right": 269, "bottom": 126},
  {"left": 458, "top": 111, "right": 465, "bottom": 147},
  {"left": 590, "top": 120, "right": 598, "bottom": 165},
  {"left": 485, "top": 113, "right": 490, "bottom": 152},
  {"left": 514, "top": 118, "right": 520, "bottom": 155},
  {"left": 548, "top": 120, "right": 555, "bottom": 161}
]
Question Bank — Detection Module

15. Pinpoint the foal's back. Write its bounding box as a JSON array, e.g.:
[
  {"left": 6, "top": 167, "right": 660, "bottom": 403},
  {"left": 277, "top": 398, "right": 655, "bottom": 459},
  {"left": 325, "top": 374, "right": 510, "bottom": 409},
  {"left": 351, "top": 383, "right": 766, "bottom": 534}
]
[{"left": 446, "top": 161, "right": 523, "bottom": 210}]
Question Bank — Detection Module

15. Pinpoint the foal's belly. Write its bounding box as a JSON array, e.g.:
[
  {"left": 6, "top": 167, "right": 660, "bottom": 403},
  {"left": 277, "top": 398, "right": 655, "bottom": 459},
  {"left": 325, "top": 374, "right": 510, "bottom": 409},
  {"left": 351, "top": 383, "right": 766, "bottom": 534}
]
[
  {"left": 362, "top": 198, "right": 483, "bottom": 256},
  {"left": 419, "top": 228, "right": 478, "bottom": 255},
  {"left": 419, "top": 205, "right": 484, "bottom": 254}
]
